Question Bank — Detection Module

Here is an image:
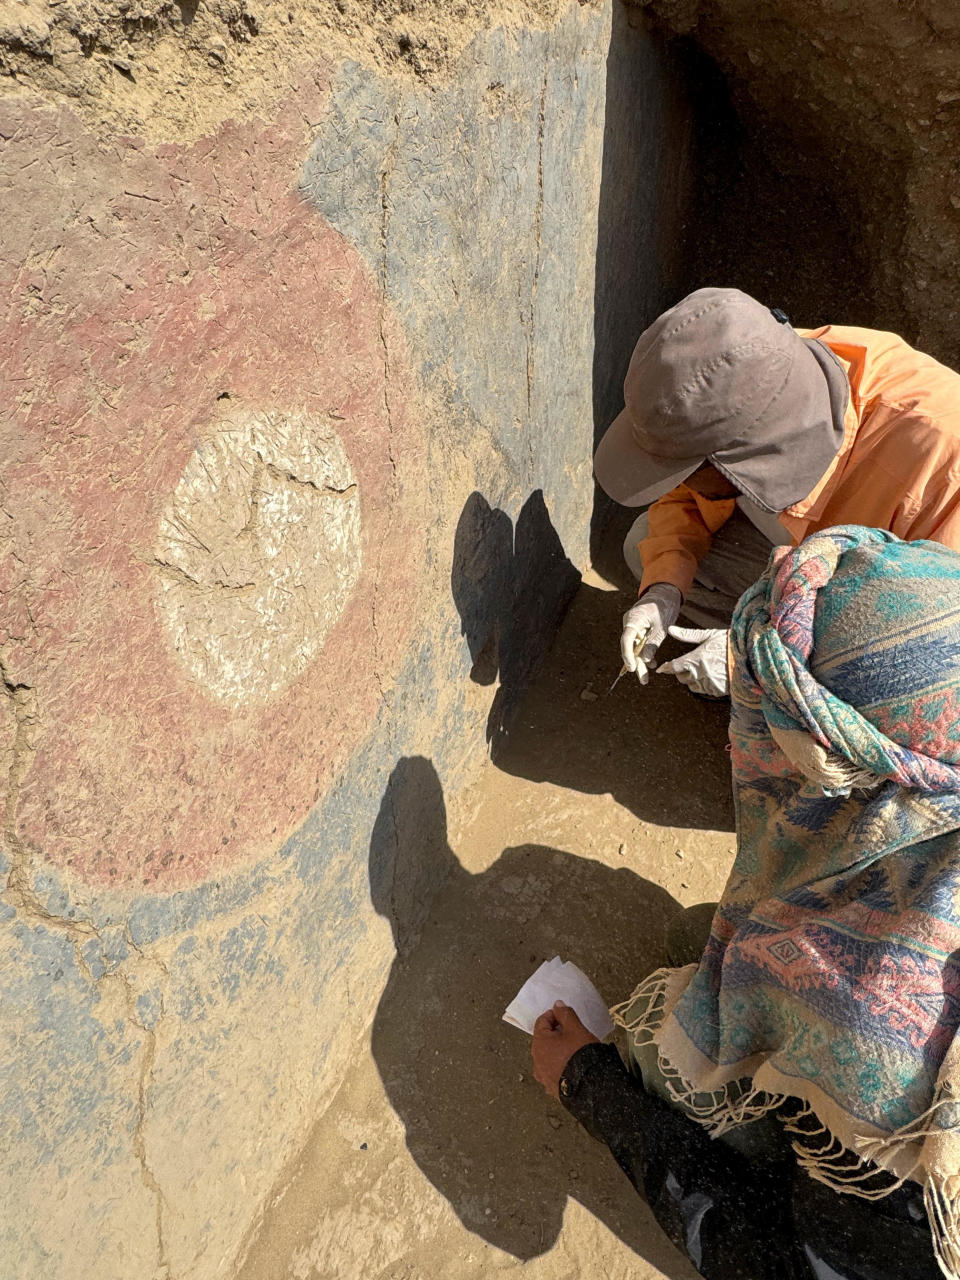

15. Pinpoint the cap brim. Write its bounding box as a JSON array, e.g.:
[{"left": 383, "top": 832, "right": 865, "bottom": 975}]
[{"left": 594, "top": 408, "right": 703, "bottom": 507}]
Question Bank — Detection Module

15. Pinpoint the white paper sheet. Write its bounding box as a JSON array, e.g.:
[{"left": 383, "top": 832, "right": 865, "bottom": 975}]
[{"left": 503, "top": 956, "right": 614, "bottom": 1040}]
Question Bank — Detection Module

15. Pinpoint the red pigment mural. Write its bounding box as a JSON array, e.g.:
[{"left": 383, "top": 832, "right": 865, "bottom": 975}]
[{"left": 0, "top": 85, "right": 425, "bottom": 890}]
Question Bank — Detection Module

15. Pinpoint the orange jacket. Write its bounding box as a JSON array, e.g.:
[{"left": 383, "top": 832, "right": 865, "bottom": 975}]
[{"left": 637, "top": 325, "right": 960, "bottom": 597}]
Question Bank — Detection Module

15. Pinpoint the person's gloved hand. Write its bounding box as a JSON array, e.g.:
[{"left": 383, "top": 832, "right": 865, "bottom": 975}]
[
  {"left": 657, "top": 626, "right": 729, "bottom": 698},
  {"left": 620, "top": 583, "right": 682, "bottom": 685}
]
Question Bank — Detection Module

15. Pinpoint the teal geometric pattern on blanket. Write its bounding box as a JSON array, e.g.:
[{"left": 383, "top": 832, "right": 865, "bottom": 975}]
[{"left": 672, "top": 526, "right": 960, "bottom": 1137}]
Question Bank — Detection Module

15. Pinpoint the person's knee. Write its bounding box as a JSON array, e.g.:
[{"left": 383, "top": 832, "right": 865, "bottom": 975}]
[{"left": 622, "top": 512, "right": 649, "bottom": 581}]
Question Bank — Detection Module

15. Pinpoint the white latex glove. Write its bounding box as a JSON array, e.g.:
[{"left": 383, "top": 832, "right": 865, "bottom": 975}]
[
  {"left": 620, "top": 584, "right": 682, "bottom": 685},
  {"left": 658, "top": 626, "right": 729, "bottom": 698}
]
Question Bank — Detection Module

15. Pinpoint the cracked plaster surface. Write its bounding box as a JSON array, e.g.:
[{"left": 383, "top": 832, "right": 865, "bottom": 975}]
[
  {"left": 0, "top": 83, "right": 425, "bottom": 891},
  {"left": 2, "top": 649, "right": 173, "bottom": 1279},
  {"left": 0, "top": 78, "right": 421, "bottom": 1276},
  {"left": 300, "top": 15, "right": 606, "bottom": 547},
  {"left": 0, "top": 3, "right": 647, "bottom": 1277},
  {"left": 155, "top": 409, "right": 362, "bottom": 708}
]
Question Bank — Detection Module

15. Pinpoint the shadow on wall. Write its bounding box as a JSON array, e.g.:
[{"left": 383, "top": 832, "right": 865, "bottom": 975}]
[
  {"left": 368, "top": 757, "right": 695, "bottom": 1276},
  {"left": 451, "top": 490, "right": 580, "bottom": 751},
  {"left": 589, "top": 5, "right": 698, "bottom": 579}
]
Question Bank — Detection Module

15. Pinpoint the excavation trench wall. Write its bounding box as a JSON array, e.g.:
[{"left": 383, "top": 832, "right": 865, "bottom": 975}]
[
  {"left": 5, "top": 0, "right": 955, "bottom": 1272},
  {"left": 0, "top": 2, "right": 693, "bottom": 1274},
  {"left": 636, "top": 0, "right": 960, "bottom": 360}
]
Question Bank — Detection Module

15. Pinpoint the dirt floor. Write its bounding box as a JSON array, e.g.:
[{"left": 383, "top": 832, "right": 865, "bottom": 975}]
[{"left": 238, "top": 543, "right": 737, "bottom": 1280}]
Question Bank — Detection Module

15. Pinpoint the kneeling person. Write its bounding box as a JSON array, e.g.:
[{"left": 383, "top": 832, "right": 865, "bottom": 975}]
[
  {"left": 595, "top": 288, "right": 960, "bottom": 696},
  {"left": 531, "top": 527, "right": 960, "bottom": 1280}
]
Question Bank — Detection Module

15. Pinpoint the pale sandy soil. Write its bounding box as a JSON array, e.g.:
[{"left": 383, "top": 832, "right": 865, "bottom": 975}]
[{"left": 239, "top": 563, "right": 736, "bottom": 1280}]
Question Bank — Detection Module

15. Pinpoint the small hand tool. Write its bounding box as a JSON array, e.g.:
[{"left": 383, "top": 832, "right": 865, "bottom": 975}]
[{"left": 607, "top": 624, "right": 652, "bottom": 695}]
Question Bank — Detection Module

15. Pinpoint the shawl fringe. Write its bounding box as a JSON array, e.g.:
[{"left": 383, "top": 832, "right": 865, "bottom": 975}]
[{"left": 611, "top": 971, "right": 960, "bottom": 1280}]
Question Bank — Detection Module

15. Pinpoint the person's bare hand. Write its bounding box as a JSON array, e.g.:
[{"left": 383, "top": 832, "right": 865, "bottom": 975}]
[{"left": 531, "top": 1001, "right": 599, "bottom": 1098}]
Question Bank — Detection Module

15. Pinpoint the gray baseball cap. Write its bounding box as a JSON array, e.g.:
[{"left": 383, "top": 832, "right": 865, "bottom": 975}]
[{"left": 594, "top": 288, "right": 849, "bottom": 511}]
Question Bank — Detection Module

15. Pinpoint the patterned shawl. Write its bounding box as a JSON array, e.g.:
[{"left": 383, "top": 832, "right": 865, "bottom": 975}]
[{"left": 614, "top": 526, "right": 960, "bottom": 1276}]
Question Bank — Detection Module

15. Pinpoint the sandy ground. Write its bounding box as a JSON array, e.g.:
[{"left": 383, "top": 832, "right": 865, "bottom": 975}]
[{"left": 239, "top": 556, "right": 736, "bottom": 1280}]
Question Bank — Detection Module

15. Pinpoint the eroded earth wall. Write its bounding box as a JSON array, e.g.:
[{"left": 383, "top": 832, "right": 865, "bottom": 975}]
[
  {"left": 0, "top": 2, "right": 692, "bottom": 1274},
  {"left": 635, "top": 0, "right": 960, "bottom": 362}
]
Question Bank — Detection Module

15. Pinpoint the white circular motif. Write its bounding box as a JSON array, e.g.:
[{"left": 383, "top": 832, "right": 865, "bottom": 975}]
[{"left": 154, "top": 409, "right": 362, "bottom": 707}]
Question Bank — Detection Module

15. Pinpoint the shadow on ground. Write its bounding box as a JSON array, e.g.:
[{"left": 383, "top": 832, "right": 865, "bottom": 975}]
[
  {"left": 367, "top": 756, "right": 696, "bottom": 1276},
  {"left": 453, "top": 491, "right": 735, "bottom": 833},
  {"left": 492, "top": 574, "right": 735, "bottom": 833}
]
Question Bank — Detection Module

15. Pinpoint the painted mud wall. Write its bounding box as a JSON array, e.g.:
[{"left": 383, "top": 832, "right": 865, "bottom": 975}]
[{"left": 0, "top": 3, "right": 693, "bottom": 1275}]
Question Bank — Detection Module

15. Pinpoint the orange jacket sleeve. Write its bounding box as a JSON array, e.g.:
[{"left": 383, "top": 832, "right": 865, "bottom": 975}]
[{"left": 637, "top": 484, "right": 737, "bottom": 597}]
